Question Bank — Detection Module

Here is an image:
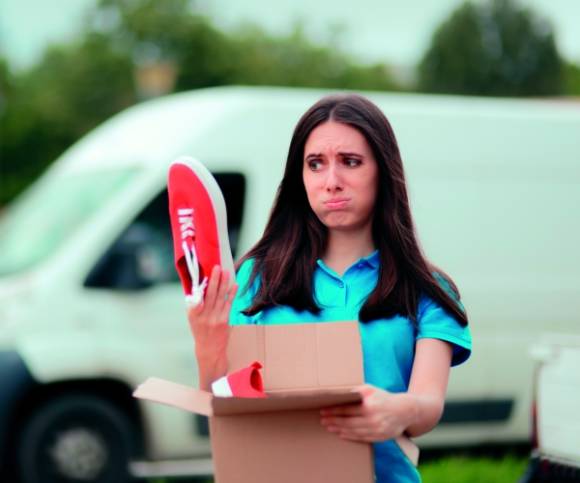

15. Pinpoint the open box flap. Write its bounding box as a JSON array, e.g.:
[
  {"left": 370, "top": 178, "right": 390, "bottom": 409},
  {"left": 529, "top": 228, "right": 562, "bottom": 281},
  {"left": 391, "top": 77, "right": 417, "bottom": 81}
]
[
  {"left": 133, "top": 378, "right": 364, "bottom": 417},
  {"left": 212, "top": 388, "right": 363, "bottom": 416},
  {"left": 133, "top": 377, "right": 213, "bottom": 416}
]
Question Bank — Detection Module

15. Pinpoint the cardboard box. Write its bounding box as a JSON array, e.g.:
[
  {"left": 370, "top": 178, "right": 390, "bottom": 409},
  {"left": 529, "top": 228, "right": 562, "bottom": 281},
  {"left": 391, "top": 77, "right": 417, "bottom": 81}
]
[{"left": 134, "top": 321, "right": 418, "bottom": 482}]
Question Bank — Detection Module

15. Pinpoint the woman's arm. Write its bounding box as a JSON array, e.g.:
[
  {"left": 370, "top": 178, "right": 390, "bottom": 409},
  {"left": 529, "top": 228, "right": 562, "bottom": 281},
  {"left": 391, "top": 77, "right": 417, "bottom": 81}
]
[
  {"left": 403, "top": 338, "right": 452, "bottom": 436},
  {"left": 320, "top": 338, "right": 452, "bottom": 442},
  {"left": 187, "top": 266, "right": 238, "bottom": 391}
]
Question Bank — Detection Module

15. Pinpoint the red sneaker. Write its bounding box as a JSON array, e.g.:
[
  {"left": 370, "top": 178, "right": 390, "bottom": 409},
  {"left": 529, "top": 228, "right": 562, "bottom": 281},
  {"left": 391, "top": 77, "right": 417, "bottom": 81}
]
[
  {"left": 167, "top": 156, "right": 235, "bottom": 307},
  {"left": 211, "top": 361, "right": 267, "bottom": 398}
]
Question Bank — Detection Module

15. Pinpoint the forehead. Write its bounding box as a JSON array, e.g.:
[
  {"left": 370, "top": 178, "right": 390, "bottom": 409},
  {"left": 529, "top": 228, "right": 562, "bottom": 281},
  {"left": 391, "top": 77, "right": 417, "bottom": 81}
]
[{"left": 304, "top": 121, "right": 371, "bottom": 155}]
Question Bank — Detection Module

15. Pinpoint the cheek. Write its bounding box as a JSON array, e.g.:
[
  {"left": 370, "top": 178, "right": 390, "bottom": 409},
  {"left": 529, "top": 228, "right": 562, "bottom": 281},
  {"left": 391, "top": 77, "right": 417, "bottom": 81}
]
[
  {"left": 361, "top": 189, "right": 377, "bottom": 216},
  {"left": 357, "top": 173, "right": 379, "bottom": 213}
]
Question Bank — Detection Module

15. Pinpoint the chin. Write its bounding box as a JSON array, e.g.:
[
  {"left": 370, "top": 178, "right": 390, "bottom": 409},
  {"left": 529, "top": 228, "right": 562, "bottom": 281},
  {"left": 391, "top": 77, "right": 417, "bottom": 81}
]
[
  {"left": 323, "top": 219, "right": 359, "bottom": 231},
  {"left": 321, "top": 213, "right": 350, "bottom": 226},
  {"left": 321, "top": 213, "right": 372, "bottom": 233}
]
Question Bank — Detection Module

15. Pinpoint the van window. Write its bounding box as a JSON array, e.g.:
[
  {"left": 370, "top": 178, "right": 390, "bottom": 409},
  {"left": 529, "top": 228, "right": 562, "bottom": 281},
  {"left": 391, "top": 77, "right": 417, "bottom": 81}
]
[
  {"left": 85, "top": 172, "right": 245, "bottom": 289},
  {"left": 0, "top": 168, "right": 137, "bottom": 277}
]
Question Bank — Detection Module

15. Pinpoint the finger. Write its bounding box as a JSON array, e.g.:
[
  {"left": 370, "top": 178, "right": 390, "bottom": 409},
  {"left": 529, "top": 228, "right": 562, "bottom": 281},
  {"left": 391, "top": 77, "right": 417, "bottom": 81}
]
[
  {"left": 322, "top": 423, "right": 375, "bottom": 441},
  {"left": 221, "top": 268, "right": 233, "bottom": 288},
  {"left": 338, "top": 431, "right": 376, "bottom": 443},
  {"left": 204, "top": 265, "right": 222, "bottom": 308},
  {"left": 356, "top": 384, "right": 376, "bottom": 398},
  {"left": 187, "top": 300, "right": 205, "bottom": 319},
  {"left": 320, "top": 403, "right": 364, "bottom": 417},
  {"left": 214, "top": 269, "right": 231, "bottom": 313},
  {"left": 321, "top": 415, "right": 369, "bottom": 429},
  {"left": 338, "top": 423, "right": 377, "bottom": 437},
  {"left": 219, "top": 283, "right": 239, "bottom": 322}
]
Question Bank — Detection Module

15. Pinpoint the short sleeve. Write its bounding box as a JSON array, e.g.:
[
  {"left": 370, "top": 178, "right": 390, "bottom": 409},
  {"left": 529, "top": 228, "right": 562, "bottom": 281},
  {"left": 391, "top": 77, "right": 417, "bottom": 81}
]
[
  {"left": 229, "top": 258, "right": 260, "bottom": 326},
  {"left": 416, "top": 294, "right": 472, "bottom": 367}
]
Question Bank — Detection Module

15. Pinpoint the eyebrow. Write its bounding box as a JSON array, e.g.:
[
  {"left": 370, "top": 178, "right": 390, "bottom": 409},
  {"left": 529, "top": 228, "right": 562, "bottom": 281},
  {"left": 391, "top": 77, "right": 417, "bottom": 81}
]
[
  {"left": 338, "top": 152, "right": 363, "bottom": 158},
  {"left": 304, "top": 151, "right": 363, "bottom": 160}
]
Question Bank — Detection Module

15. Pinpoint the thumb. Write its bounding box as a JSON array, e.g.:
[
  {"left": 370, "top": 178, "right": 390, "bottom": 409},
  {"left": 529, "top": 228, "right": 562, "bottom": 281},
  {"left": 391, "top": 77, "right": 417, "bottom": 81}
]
[{"left": 356, "top": 384, "right": 375, "bottom": 398}]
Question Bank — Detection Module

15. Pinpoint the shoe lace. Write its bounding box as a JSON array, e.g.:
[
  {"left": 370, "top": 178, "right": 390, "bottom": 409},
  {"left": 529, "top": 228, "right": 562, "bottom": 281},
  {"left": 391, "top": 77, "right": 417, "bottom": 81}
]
[
  {"left": 179, "top": 208, "right": 207, "bottom": 307},
  {"left": 183, "top": 241, "right": 208, "bottom": 307}
]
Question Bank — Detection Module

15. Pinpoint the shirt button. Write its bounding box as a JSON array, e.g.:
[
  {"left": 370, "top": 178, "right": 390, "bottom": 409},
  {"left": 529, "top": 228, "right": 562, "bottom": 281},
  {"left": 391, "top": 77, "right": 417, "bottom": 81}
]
[{"left": 338, "top": 281, "right": 344, "bottom": 288}]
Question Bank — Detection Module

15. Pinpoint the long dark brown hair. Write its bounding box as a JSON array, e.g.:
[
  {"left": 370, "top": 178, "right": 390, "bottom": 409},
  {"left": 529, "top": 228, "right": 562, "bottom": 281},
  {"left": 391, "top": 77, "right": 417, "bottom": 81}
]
[{"left": 238, "top": 93, "right": 468, "bottom": 326}]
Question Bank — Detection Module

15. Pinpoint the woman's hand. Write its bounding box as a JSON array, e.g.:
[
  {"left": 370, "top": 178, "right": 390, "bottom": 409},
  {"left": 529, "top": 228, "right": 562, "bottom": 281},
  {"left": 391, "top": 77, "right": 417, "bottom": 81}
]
[
  {"left": 187, "top": 265, "right": 238, "bottom": 390},
  {"left": 320, "top": 385, "right": 418, "bottom": 443},
  {"left": 321, "top": 340, "right": 452, "bottom": 442}
]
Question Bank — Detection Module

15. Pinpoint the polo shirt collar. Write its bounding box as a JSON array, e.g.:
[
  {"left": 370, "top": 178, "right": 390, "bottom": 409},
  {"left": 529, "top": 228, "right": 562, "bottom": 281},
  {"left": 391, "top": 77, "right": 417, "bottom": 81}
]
[
  {"left": 361, "top": 249, "right": 380, "bottom": 269},
  {"left": 316, "top": 249, "right": 380, "bottom": 273}
]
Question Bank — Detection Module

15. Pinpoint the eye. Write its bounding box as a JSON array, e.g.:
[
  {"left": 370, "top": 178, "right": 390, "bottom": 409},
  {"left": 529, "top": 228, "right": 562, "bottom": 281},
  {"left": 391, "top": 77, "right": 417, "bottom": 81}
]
[
  {"left": 344, "top": 157, "right": 361, "bottom": 168},
  {"left": 307, "top": 159, "right": 323, "bottom": 171}
]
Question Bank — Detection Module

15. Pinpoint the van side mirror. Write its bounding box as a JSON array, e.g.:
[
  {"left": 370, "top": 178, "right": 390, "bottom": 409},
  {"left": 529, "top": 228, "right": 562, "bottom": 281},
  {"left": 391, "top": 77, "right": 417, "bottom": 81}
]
[{"left": 84, "top": 223, "right": 160, "bottom": 290}]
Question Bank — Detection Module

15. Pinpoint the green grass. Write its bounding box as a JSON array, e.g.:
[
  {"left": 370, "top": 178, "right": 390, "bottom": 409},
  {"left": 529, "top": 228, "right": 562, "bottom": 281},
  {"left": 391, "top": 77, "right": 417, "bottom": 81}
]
[
  {"left": 421, "top": 454, "right": 527, "bottom": 483},
  {"left": 149, "top": 452, "right": 529, "bottom": 483}
]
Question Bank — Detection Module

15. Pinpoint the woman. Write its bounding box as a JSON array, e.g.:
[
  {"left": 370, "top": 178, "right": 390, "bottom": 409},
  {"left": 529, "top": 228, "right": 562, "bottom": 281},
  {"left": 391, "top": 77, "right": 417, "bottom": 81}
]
[{"left": 188, "top": 93, "right": 472, "bottom": 482}]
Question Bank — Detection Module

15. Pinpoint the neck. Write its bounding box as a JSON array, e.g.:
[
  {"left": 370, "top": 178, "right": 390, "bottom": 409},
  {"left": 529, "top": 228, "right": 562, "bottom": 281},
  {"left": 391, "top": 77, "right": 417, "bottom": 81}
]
[{"left": 323, "top": 226, "right": 375, "bottom": 277}]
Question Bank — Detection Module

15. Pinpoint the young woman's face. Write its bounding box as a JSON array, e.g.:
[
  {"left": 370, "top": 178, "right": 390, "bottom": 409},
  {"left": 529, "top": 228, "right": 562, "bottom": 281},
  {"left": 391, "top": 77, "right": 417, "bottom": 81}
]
[{"left": 302, "top": 121, "right": 378, "bottom": 233}]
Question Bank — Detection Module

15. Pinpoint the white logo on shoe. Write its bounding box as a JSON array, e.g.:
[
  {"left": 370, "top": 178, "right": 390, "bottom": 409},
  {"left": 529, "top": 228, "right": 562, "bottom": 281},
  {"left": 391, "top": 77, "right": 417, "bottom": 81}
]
[{"left": 178, "top": 208, "right": 195, "bottom": 239}]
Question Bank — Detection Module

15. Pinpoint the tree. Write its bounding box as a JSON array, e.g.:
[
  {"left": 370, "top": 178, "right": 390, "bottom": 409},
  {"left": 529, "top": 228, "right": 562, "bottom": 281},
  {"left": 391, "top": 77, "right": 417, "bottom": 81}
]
[
  {"left": 222, "top": 23, "right": 399, "bottom": 91},
  {"left": 1, "top": 0, "right": 402, "bottom": 206},
  {"left": 418, "top": 0, "right": 564, "bottom": 96},
  {"left": 0, "top": 34, "right": 135, "bottom": 205},
  {"left": 90, "top": 0, "right": 236, "bottom": 91},
  {"left": 89, "top": 0, "right": 400, "bottom": 92},
  {"left": 564, "top": 62, "right": 580, "bottom": 96}
]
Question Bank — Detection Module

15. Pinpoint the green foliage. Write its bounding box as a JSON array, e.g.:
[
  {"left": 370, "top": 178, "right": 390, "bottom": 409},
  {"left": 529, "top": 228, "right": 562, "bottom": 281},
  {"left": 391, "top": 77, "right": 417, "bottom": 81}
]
[
  {"left": 418, "top": 0, "right": 564, "bottom": 96},
  {"left": 0, "top": 33, "right": 135, "bottom": 205},
  {"left": 421, "top": 454, "right": 528, "bottom": 483},
  {"left": 220, "top": 24, "right": 398, "bottom": 91},
  {"left": 91, "top": 0, "right": 237, "bottom": 89},
  {"left": 0, "top": 57, "right": 11, "bottom": 102},
  {"left": 1, "top": 0, "right": 400, "bottom": 206},
  {"left": 564, "top": 62, "right": 580, "bottom": 96}
]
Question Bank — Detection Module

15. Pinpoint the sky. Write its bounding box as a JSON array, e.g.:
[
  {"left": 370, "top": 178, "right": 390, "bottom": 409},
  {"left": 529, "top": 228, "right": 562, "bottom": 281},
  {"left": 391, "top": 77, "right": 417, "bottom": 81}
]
[{"left": 1, "top": 0, "right": 579, "bottom": 71}]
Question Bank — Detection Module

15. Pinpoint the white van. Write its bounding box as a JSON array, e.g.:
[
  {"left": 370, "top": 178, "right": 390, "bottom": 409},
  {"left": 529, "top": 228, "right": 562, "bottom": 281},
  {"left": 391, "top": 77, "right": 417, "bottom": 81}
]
[
  {"left": 520, "top": 334, "right": 580, "bottom": 482},
  {"left": 0, "top": 86, "right": 578, "bottom": 482}
]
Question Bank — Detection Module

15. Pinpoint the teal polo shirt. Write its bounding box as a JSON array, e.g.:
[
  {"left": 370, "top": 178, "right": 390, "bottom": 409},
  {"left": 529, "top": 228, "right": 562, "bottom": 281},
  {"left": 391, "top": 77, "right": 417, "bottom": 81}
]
[{"left": 230, "top": 250, "right": 472, "bottom": 483}]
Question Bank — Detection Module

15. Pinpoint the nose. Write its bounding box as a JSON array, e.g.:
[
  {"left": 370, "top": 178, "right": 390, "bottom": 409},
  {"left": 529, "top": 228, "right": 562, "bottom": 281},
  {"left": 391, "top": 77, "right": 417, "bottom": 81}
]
[{"left": 324, "top": 162, "right": 343, "bottom": 192}]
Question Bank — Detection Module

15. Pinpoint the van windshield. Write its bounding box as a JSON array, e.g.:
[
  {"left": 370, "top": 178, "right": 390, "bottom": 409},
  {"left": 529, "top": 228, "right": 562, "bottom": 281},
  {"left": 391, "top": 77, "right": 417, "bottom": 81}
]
[{"left": 0, "top": 168, "right": 137, "bottom": 277}]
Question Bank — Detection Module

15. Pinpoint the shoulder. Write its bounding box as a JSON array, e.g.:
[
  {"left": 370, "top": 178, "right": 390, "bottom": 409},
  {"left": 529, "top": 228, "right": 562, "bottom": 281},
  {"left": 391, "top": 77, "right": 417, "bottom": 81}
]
[
  {"left": 229, "top": 257, "right": 260, "bottom": 326},
  {"left": 420, "top": 271, "right": 465, "bottom": 315},
  {"left": 236, "top": 257, "right": 255, "bottom": 281},
  {"left": 230, "top": 258, "right": 260, "bottom": 325},
  {"left": 416, "top": 274, "right": 471, "bottom": 366},
  {"left": 235, "top": 257, "right": 261, "bottom": 293}
]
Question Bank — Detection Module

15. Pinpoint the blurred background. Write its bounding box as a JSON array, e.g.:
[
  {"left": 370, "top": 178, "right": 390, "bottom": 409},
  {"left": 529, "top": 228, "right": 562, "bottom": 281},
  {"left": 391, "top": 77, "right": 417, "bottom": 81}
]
[
  {"left": 1, "top": 1, "right": 579, "bottom": 482},
  {"left": 1, "top": 0, "right": 579, "bottom": 206}
]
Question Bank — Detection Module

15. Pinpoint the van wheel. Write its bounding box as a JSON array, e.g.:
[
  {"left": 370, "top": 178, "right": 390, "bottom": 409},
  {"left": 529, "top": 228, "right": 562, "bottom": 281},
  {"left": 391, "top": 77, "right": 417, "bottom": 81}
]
[{"left": 16, "top": 395, "right": 138, "bottom": 483}]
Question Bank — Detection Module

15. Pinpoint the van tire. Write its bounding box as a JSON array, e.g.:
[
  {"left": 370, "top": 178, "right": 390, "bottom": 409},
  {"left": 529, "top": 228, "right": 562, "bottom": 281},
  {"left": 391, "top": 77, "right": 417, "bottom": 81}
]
[{"left": 16, "top": 394, "right": 138, "bottom": 483}]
